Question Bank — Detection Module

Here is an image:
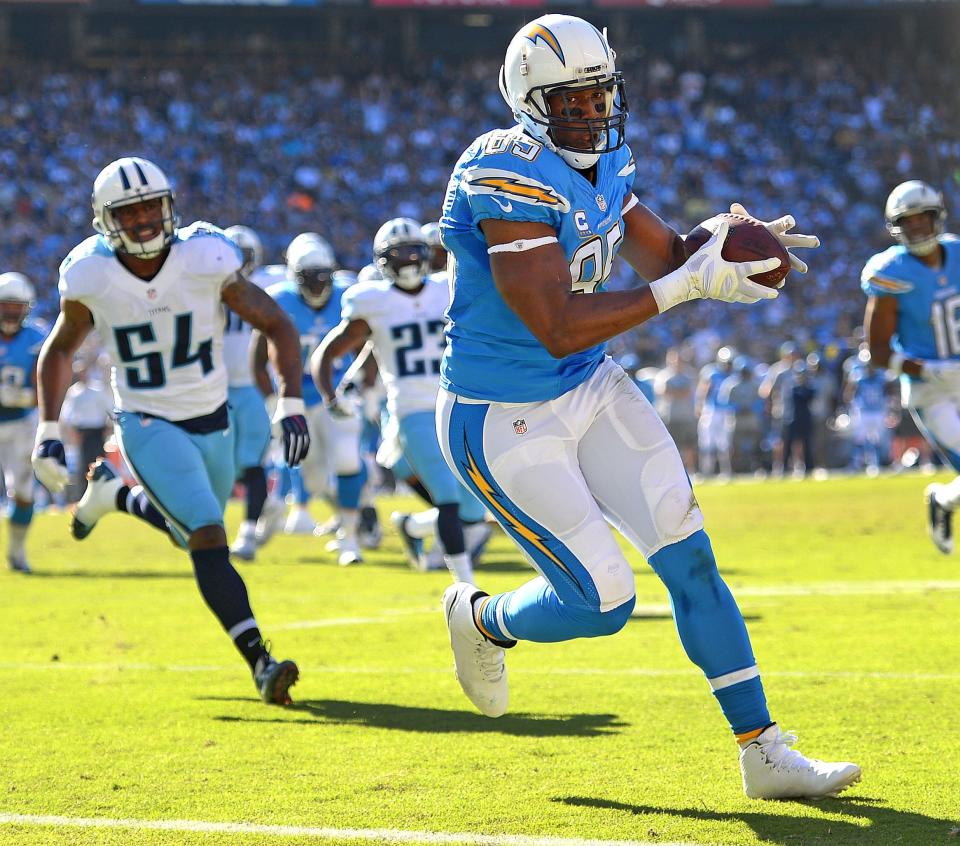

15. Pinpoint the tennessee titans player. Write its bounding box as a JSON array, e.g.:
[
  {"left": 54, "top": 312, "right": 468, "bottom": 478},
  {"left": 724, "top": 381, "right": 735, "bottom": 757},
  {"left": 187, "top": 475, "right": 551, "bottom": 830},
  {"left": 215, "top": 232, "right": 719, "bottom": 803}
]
[
  {"left": 33, "top": 157, "right": 308, "bottom": 705},
  {"left": 253, "top": 235, "right": 366, "bottom": 566},
  {"left": 436, "top": 14, "right": 858, "bottom": 799},
  {"left": 0, "top": 272, "right": 46, "bottom": 573},
  {"left": 862, "top": 180, "right": 960, "bottom": 552}
]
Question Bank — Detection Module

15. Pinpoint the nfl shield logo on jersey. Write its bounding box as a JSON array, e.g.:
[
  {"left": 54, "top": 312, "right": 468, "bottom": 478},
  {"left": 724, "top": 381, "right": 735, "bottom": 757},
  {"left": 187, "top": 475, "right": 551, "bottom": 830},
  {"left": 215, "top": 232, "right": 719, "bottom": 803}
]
[
  {"left": 513, "top": 418, "right": 527, "bottom": 435},
  {"left": 596, "top": 194, "right": 607, "bottom": 212}
]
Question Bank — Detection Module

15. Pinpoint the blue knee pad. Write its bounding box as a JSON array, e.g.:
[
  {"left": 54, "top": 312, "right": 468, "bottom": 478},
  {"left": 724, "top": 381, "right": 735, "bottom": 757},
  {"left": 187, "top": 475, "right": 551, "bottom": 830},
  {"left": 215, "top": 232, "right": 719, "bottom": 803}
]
[{"left": 8, "top": 502, "right": 33, "bottom": 526}]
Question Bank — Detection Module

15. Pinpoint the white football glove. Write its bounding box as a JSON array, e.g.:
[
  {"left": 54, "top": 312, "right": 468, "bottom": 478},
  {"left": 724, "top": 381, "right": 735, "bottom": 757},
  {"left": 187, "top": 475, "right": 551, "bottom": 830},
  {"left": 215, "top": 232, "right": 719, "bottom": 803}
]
[
  {"left": 921, "top": 360, "right": 960, "bottom": 389},
  {"left": 325, "top": 396, "right": 356, "bottom": 422},
  {"left": 729, "top": 202, "right": 820, "bottom": 275},
  {"left": 32, "top": 421, "right": 70, "bottom": 494},
  {"left": 650, "top": 220, "right": 780, "bottom": 313}
]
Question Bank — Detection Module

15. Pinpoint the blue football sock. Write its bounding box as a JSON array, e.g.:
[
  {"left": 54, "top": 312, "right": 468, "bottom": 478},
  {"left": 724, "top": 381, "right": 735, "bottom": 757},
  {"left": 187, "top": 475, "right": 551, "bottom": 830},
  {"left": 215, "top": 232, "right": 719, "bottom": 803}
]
[{"left": 649, "top": 530, "right": 770, "bottom": 734}]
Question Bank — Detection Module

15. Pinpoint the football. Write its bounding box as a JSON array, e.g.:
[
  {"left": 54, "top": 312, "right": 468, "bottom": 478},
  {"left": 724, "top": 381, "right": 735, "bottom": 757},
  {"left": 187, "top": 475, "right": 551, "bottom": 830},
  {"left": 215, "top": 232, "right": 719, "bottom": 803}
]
[{"left": 684, "top": 212, "right": 791, "bottom": 288}]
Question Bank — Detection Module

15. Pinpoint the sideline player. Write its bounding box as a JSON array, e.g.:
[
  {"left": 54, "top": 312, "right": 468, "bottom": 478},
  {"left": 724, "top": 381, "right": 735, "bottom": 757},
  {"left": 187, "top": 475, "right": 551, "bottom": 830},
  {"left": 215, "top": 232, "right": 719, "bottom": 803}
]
[
  {"left": 0, "top": 272, "right": 46, "bottom": 573},
  {"left": 436, "top": 15, "right": 859, "bottom": 799},
  {"left": 313, "top": 217, "right": 484, "bottom": 583},
  {"left": 862, "top": 180, "right": 960, "bottom": 552},
  {"left": 32, "top": 157, "right": 309, "bottom": 705}
]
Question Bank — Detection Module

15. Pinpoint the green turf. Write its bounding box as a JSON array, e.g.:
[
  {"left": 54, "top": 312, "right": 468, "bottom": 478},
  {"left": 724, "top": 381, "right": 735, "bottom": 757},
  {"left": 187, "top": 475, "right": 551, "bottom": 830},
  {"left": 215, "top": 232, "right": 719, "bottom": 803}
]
[{"left": 1, "top": 473, "right": 958, "bottom": 845}]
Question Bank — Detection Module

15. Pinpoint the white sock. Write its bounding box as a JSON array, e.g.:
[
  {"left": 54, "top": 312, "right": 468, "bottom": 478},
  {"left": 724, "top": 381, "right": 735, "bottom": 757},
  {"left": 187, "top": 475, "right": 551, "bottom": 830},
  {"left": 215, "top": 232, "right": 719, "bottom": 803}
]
[
  {"left": 934, "top": 476, "right": 960, "bottom": 510},
  {"left": 406, "top": 508, "right": 439, "bottom": 539},
  {"left": 8, "top": 522, "right": 28, "bottom": 557},
  {"left": 238, "top": 520, "right": 256, "bottom": 538},
  {"left": 339, "top": 509, "right": 359, "bottom": 540},
  {"left": 445, "top": 552, "right": 473, "bottom": 584}
]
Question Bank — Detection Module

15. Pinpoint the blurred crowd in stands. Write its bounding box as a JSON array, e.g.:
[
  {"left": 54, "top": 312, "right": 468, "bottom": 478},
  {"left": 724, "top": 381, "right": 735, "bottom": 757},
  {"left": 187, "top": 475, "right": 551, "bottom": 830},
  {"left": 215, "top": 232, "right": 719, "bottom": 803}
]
[{"left": 1, "top": 18, "right": 956, "bottom": 482}]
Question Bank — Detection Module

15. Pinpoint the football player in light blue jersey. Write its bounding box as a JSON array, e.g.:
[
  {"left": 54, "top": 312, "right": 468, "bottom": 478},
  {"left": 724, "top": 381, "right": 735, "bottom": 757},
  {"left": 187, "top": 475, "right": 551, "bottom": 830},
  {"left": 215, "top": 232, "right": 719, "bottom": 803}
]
[
  {"left": 32, "top": 157, "right": 309, "bottom": 706},
  {"left": 437, "top": 14, "right": 858, "bottom": 800},
  {"left": 222, "top": 224, "right": 280, "bottom": 561},
  {"left": 0, "top": 273, "right": 46, "bottom": 573},
  {"left": 695, "top": 346, "right": 735, "bottom": 478},
  {"left": 843, "top": 349, "right": 891, "bottom": 475},
  {"left": 862, "top": 179, "right": 960, "bottom": 552},
  {"left": 253, "top": 235, "right": 367, "bottom": 565}
]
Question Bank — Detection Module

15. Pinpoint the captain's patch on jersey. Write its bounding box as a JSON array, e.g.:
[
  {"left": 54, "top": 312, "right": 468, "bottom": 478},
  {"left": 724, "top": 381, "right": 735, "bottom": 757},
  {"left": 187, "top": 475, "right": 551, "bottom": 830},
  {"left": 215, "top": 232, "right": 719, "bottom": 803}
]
[{"left": 464, "top": 168, "right": 572, "bottom": 214}]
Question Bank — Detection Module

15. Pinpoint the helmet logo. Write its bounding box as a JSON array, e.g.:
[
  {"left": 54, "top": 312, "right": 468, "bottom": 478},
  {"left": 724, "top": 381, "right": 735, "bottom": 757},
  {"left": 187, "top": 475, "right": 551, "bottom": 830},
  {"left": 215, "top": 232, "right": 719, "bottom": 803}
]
[{"left": 524, "top": 24, "right": 564, "bottom": 64}]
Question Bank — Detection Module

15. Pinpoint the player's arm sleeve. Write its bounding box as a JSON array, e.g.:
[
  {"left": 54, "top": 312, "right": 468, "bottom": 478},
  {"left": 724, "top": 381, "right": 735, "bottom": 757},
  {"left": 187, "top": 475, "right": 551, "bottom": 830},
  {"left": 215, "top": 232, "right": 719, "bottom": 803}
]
[
  {"left": 860, "top": 255, "right": 913, "bottom": 297},
  {"left": 461, "top": 164, "right": 566, "bottom": 229}
]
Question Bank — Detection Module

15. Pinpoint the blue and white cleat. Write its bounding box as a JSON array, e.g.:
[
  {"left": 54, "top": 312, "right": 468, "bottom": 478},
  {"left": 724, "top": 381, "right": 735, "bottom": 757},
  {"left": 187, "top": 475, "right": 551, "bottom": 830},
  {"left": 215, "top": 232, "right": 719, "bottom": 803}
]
[
  {"left": 925, "top": 484, "right": 954, "bottom": 554},
  {"left": 7, "top": 554, "right": 31, "bottom": 574},
  {"left": 254, "top": 652, "right": 299, "bottom": 706},
  {"left": 71, "top": 459, "right": 122, "bottom": 541},
  {"left": 740, "top": 724, "right": 861, "bottom": 799},
  {"left": 391, "top": 512, "right": 425, "bottom": 570}
]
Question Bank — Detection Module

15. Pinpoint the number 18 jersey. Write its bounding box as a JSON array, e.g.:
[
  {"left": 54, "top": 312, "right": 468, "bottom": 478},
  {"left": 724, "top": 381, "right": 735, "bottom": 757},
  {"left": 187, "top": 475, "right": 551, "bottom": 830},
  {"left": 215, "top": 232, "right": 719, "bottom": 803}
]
[
  {"left": 59, "top": 222, "right": 242, "bottom": 421},
  {"left": 861, "top": 237, "right": 960, "bottom": 366},
  {"left": 440, "top": 125, "right": 636, "bottom": 403}
]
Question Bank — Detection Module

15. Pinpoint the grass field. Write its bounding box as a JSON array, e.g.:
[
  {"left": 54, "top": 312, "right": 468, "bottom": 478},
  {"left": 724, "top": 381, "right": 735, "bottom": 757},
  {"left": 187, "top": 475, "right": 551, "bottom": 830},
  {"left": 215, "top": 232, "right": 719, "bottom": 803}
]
[{"left": 1, "top": 472, "right": 958, "bottom": 846}]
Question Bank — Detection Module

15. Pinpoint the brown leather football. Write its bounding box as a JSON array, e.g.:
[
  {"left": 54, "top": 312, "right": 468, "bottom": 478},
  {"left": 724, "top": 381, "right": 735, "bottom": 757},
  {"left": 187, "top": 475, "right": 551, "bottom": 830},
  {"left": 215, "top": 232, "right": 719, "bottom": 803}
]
[{"left": 684, "top": 212, "right": 790, "bottom": 288}]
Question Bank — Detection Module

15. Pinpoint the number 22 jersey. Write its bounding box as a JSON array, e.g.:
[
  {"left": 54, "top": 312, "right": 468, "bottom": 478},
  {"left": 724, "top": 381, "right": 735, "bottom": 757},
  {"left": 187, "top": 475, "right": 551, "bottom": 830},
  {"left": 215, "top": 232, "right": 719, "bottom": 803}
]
[{"left": 440, "top": 126, "right": 636, "bottom": 403}]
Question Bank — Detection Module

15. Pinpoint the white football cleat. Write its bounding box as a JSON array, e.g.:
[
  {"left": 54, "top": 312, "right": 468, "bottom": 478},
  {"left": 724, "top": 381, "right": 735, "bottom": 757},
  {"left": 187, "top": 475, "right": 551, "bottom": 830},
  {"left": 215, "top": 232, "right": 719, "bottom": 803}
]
[
  {"left": 464, "top": 521, "right": 493, "bottom": 565},
  {"left": 283, "top": 507, "right": 316, "bottom": 536},
  {"left": 254, "top": 497, "right": 286, "bottom": 547},
  {"left": 230, "top": 535, "right": 257, "bottom": 562},
  {"left": 924, "top": 484, "right": 954, "bottom": 554},
  {"left": 337, "top": 535, "right": 363, "bottom": 567},
  {"left": 71, "top": 459, "right": 122, "bottom": 540},
  {"left": 390, "top": 511, "right": 426, "bottom": 570},
  {"left": 442, "top": 582, "right": 510, "bottom": 718},
  {"left": 740, "top": 724, "right": 861, "bottom": 799},
  {"left": 7, "top": 553, "right": 31, "bottom": 574}
]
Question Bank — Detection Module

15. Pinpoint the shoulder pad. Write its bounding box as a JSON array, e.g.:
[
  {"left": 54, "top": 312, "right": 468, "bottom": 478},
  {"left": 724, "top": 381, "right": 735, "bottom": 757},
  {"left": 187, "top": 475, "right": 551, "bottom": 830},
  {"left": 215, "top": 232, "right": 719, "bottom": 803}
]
[
  {"left": 59, "top": 235, "right": 114, "bottom": 301},
  {"left": 615, "top": 145, "right": 636, "bottom": 178},
  {"left": 861, "top": 247, "right": 915, "bottom": 295},
  {"left": 176, "top": 221, "right": 243, "bottom": 277}
]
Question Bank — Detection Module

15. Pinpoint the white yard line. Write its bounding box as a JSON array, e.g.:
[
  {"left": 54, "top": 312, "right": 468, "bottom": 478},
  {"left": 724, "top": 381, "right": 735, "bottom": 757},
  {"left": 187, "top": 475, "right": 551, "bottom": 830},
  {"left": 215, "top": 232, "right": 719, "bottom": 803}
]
[
  {"left": 0, "top": 813, "right": 693, "bottom": 846},
  {"left": 0, "top": 661, "right": 957, "bottom": 681}
]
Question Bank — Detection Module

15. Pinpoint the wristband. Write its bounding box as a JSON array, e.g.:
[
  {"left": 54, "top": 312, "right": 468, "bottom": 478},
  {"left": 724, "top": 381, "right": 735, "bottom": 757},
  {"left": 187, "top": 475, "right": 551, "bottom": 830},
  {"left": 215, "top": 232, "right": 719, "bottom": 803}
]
[
  {"left": 273, "top": 396, "right": 305, "bottom": 422},
  {"left": 35, "top": 420, "right": 62, "bottom": 445},
  {"left": 887, "top": 353, "right": 905, "bottom": 375},
  {"left": 648, "top": 265, "right": 699, "bottom": 314}
]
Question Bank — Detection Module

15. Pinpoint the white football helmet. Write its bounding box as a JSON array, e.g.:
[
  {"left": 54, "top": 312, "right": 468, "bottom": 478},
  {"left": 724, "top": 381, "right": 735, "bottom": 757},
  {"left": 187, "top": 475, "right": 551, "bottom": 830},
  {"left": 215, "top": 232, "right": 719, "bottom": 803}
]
[
  {"left": 885, "top": 180, "right": 946, "bottom": 256},
  {"left": 91, "top": 157, "right": 178, "bottom": 259},
  {"left": 374, "top": 218, "right": 430, "bottom": 291},
  {"left": 287, "top": 236, "right": 337, "bottom": 309},
  {"left": 224, "top": 225, "right": 263, "bottom": 275},
  {"left": 0, "top": 272, "right": 34, "bottom": 335},
  {"left": 500, "top": 14, "right": 627, "bottom": 170},
  {"left": 421, "top": 222, "right": 447, "bottom": 272}
]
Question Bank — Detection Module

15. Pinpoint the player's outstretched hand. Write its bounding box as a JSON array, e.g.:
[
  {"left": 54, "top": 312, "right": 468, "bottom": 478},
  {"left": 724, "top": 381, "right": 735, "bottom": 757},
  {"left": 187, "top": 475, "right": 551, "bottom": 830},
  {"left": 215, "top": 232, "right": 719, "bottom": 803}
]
[
  {"left": 272, "top": 397, "right": 310, "bottom": 467},
  {"left": 32, "top": 422, "right": 69, "bottom": 494},
  {"left": 686, "top": 220, "right": 781, "bottom": 305},
  {"left": 729, "top": 202, "right": 820, "bottom": 274},
  {"left": 921, "top": 360, "right": 960, "bottom": 389},
  {"left": 325, "top": 397, "right": 356, "bottom": 422}
]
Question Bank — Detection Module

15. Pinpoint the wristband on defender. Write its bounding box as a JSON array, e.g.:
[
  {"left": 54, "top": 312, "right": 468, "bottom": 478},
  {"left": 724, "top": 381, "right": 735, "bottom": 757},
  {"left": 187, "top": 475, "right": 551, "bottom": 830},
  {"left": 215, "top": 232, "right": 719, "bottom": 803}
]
[
  {"left": 35, "top": 420, "right": 62, "bottom": 445},
  {"left": 273, "top": 396, "right": 305, "bottom": 422},
  {"left": 887, "top": 353, "right": 905, "bottom": 375}
]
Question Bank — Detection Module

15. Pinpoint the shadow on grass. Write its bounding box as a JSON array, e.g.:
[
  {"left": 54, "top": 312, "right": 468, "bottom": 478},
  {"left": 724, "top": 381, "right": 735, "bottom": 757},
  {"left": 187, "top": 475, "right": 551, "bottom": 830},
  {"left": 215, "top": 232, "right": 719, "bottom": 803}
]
[
  {"left": 554, "top": 795, "right": 959, "bottom": 845},
  {"left": 28, "top": 569, "right": 189, "bottom": 580},
  {"left": 202, "top": 696, "right": 627, "bottom": 737}
]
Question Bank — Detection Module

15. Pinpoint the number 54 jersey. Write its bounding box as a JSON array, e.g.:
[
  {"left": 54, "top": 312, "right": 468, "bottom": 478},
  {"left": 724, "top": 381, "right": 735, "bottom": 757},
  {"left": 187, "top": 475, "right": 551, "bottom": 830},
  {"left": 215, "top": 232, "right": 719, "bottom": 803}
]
[
  {"left": 58, "top": 222, "right": 242, "bottom": 421},
  {"left": 861, "top": 236, "right": 960, "bottom": 405},
  {"left": 440, "top": 126, "right": 636, "bottom": 404},
  {"left": 341, "top": 275, "right": 449, "bottom": 419}
]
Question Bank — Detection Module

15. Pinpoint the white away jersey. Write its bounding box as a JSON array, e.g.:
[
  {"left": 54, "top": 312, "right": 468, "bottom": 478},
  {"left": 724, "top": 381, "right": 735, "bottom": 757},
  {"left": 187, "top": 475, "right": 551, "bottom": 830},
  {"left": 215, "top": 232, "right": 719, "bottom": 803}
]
[
  {"left": 59, "top": 221, "right": 242, "bottom": 421},
  {"left": 341, "top": 275, "right": 449, "bottom": 418}
]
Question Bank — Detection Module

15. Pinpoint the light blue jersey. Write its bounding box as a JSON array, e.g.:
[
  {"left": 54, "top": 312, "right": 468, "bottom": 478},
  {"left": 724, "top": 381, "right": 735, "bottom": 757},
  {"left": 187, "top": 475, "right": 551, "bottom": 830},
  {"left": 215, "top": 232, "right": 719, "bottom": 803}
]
[
  {"left": 861, "top": 237, "right": 960, "bottom": 371},
  {"left": 0, "top": 320, "right": 45, "bottom": 421},
  {"left": 440, "top": 126, "right": 635, "bottom": 402},
  {"left": 849, "top": 369, "right": 887, "bottom": 414},
  {"left": 267, "top": 280, "right": 349, "bottom": 408}
]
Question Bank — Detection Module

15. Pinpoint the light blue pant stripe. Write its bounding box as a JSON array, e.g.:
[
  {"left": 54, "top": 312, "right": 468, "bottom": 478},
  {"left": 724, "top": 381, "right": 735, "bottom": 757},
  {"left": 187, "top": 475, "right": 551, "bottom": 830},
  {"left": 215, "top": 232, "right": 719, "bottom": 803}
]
[{"left": 228, "top": 385, "right": 271, "bottom": 473}]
